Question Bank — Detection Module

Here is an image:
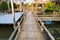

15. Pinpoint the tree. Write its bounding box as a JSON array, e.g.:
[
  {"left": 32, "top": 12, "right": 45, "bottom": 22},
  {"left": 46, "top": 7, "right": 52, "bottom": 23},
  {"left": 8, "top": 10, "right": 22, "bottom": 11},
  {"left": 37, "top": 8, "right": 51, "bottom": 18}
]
[
  {"left": 0, "top": 1, "right": 17, "bottom": 11},
  {"left": 9, "top": 2, "right": 17, "bottom": 9},
  {"left": 0, "top": 1, "right": 8, "bottom": 11}
]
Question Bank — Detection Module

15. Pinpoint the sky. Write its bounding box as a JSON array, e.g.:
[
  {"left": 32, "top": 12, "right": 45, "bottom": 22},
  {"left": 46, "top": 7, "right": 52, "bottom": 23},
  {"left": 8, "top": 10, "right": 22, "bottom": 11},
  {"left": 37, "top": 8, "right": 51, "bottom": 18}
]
[
  {"left": 14, "top": 0, "right": 34, "bottom": 3},
  {"left": 25, "top": 0, "right": 34, "bottom": 3}
]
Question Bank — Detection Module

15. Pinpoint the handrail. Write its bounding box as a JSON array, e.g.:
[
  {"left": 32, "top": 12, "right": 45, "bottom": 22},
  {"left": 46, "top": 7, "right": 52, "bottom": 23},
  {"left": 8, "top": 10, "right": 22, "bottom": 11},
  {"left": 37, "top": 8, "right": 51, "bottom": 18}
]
[
  {"left": 8, "top": 27, "right": 18, "bottom": 40},
  {"left": 34, "top": 15, "right": 60, "bottom": 21},
  {"left": 35, "top": 17, "right": 55, "bottom": 40},
  {"left": 38, "top": 20, "right": 55, "bottom": 40},
  {"left": 43, "top": 25, "right": 55, "bottom": 40},
  {"left": 34, "top": 13, "right": 60, "bottom": 17},
  {"left": 8, "top": 16, "right": 23, "bottom": 40},
  {"left": 8, "top": 12, "right": 26, "bottom": 40}
]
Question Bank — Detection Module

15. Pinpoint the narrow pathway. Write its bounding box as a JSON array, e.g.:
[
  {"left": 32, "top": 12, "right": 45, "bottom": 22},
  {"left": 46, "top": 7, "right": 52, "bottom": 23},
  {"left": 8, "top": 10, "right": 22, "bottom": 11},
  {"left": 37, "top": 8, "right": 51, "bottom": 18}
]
[{"left": 16, "top": 11, "right": 45, "bottom": 40}]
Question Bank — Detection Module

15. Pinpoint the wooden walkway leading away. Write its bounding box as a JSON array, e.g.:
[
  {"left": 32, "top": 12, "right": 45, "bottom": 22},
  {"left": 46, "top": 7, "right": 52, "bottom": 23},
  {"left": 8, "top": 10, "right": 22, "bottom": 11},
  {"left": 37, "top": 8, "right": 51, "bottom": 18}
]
[{"left": 16, "top": 11, "right": 45, "bottom": 40}]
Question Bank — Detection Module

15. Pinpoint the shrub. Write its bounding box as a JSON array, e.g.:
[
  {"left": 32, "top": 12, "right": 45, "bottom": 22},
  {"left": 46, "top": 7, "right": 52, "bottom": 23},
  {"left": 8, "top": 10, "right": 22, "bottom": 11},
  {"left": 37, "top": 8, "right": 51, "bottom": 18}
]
[
  {"left": 45, "top": 7, "right": 54, "bottom": 12},
  {"left": 54, "top": 5, "right": 60, "bottom": 12},
  {"left": 44, "top": 1, "right": 55, "bottom": 12},
  {"left": 44, "top": 2, "right": 60, "bottom": 12}
]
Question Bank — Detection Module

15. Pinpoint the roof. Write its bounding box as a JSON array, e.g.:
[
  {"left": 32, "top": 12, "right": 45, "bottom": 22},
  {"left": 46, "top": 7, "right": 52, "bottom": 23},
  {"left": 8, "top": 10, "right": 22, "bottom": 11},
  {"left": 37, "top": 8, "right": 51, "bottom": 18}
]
[{"left": 0, "top": 12, "right": 23, "bottom": 24}]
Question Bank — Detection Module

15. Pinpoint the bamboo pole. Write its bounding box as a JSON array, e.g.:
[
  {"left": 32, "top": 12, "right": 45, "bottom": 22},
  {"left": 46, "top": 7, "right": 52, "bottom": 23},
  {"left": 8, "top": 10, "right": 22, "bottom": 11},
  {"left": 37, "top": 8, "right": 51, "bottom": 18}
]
[
  {"left": 7, "top": 1, "right": 10, "bottom": 10},
  {"left": 11, "top": 0, "right": 15, "bottom": 29},
  {"left": 36, "top": 1, "right": 38, "bottom": 15},
  {"left": 20, "top": 0, "right": 21, "bottom": 12}
]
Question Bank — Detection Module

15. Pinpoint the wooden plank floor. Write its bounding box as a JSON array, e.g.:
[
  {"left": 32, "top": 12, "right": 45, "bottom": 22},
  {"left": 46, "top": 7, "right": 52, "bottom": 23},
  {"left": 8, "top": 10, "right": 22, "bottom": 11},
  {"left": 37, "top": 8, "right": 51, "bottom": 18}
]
[{"left": 16, "top": 11, "right": 45, "bottom": 40}]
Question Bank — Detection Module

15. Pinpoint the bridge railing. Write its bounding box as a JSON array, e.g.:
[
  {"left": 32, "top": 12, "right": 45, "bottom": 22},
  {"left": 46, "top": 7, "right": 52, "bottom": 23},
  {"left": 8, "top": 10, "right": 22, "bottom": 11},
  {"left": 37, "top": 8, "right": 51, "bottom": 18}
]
[
  {"left": 8, "top": 12, "right": 26, "bottom": 40},
  {"left": 35, "top": 11, "right": 60, "bottom": 17},
  {"left": 34, "top": 15, "right": 60, "bottom": 21},
  {"left": 35, "top": 16, "right": 55, "bottom": 40},
  {"left": 36, "top": 19, "right": 55, "bottom": 40},
  {"left": 8, "top": 26, "right": 18, "bottom": 40}
]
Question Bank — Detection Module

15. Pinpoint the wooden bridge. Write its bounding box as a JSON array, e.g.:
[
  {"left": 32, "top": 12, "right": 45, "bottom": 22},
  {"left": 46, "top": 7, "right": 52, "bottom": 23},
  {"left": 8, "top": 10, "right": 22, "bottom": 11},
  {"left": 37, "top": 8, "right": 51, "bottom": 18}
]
[
  {"left": 0, "top": 11, "right": 55, "bottom": 40},
  {"left": 15, "top": 11, "right": 45, "bottom": 40}
]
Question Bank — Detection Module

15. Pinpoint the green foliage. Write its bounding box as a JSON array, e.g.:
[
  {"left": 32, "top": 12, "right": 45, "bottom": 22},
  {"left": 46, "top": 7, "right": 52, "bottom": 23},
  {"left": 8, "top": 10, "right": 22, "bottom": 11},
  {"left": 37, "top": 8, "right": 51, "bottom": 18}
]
[
  {"left": 0, "top": 2, "right": 8, "bottom": 10},
  {"left": 44, "top": 1, "right": 60, "bottom": 12},
  {"left": 54, "top": 5, "right": 60, "bottom": 12},
  {"left": 49, "top": 28, "right": 60, "bottom": 40},
  {"left": 56, "top": 37, "right": 60, "bottom": 40},
  {"left": 9, "top": 3, "right": 17, "bottom": 9},
  {"left": 44, "top": 2, "right": 55, "bottom": 12},
  {"left": 9, "top": 3, "right": 11, "bottom": 9},
  {"left": 0, "top": 2, "right": 17, "bottom": 11},
  {"left": 13, "top": 3, "right": 17, "bottom": 8},
  {"left": 45, "top": 7, "right": 54, "bottom": 12}
]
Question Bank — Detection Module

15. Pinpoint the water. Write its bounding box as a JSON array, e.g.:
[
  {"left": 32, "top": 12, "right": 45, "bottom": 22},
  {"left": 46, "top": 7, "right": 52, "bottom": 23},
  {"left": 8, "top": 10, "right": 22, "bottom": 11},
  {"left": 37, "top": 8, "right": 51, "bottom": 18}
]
[
  {"left": 44, "top": 21, "right": 60, "bottom": 40},
  {"left": 0, "top": 24, "right": 14, "bottom": 40}
]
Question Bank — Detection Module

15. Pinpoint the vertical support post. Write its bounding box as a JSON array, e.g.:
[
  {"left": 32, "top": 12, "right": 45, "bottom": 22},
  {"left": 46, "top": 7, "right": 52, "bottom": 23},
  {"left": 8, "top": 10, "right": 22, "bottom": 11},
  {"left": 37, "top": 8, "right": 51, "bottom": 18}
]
[
  {"left": 42, "top": 4, "right": 45, "bottom": 16},
  {"left": 41, "top": 22, "right": 44, "bottom": 32},
  {"left": 32, "top": 4, "right": 33, "bottom": 13},
  {"left": 36, "top": 1, "right": 37, "bottom": 15},
  {"left": 18, "top": 22, "right": 20, "bottom": 33},
  {"left": 22, "top": 2, "right": 24, "bottom": 11},
  {"left": 7, "top": 1, "right": 10, "bottom": 10},
  {"left": 22, "top": 2, "right": 24, "bottom": 12},
  {"left": 11, "top": 0, "right": 15, "bottom": 29},
  {"left": 20, "top": 0, "right": 21, "bottom": 12}
]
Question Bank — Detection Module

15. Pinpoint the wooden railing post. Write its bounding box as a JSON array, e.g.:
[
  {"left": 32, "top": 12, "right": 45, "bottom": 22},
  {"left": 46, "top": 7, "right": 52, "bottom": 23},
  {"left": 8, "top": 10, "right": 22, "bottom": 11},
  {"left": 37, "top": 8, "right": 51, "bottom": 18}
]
[
  {"left": 18, "top": 22, "right": 21, "bottom": 33},
  {"left": 40, "top": 22, "right": 44, "bottom": 32}
]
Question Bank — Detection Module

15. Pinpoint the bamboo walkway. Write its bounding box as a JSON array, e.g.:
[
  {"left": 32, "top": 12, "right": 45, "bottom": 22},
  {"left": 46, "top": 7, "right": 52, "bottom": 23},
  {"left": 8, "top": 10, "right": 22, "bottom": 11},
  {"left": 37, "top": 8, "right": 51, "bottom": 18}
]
[{"left": 16, "top": 11, "right": 45, "bottom": 40}]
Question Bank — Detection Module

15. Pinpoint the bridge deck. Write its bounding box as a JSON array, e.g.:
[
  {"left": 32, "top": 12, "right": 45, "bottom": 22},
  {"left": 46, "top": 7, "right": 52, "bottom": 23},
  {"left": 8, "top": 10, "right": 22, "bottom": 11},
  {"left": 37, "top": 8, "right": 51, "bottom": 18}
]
[{"left": 16, "top": 12, "right": 45, "bottom": 40}]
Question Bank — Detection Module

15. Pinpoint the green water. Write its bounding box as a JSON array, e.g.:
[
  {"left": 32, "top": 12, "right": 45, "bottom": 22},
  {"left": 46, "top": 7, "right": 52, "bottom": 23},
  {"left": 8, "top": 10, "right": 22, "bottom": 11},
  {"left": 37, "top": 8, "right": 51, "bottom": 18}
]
[
  {"left": 45, "top": 21, "right": 60, "bottom": 40},
  {"left": 0, "top": 24, "right": 14, "bottom": 40}
]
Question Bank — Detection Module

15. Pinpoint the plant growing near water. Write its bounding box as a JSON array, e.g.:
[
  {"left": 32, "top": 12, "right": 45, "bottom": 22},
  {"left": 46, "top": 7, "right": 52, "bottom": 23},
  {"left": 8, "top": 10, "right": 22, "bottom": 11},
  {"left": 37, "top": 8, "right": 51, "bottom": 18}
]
[
  {"left": 44, "top": 0, "right": 60, "bottom": 12},
  {"left": 44, "top": 1, "right": 55, "bottom": 12}
]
